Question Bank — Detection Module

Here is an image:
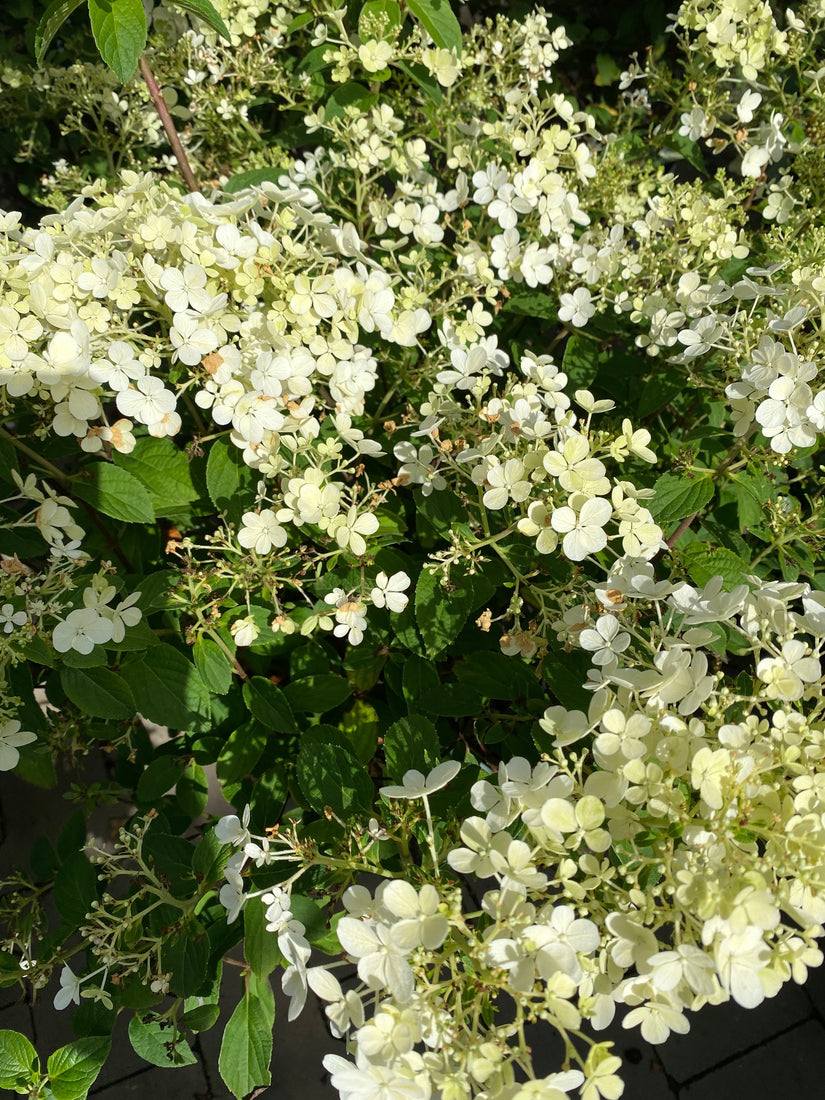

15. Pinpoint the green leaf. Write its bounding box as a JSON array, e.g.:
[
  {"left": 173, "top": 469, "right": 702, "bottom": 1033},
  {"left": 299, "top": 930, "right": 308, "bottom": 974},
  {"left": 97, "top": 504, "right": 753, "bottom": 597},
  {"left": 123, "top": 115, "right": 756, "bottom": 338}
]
[
  {"left": 57, "top": 810, "right": 86, "bottom": 861},
  {"left": 120, "top": 644, "right": 211, "bottom": 731},
  {"left": 454, "top": 651, "right": 541, "bottom": 701},
  {"left": 61, "top": 648, "right": 107, "bottom": 669},
  {"left": 216, "top": 720, "right": 267, "bottom": 786},
  {"left": 502, "top": 291, "right": 557, "bottom": 321},
  {"left": 53, "top": 852, "right": 98, "bottom": 928},
  {"left": 289, "top": 894, "right": 327, "bottom": 942},
  {"left": 296, "top": 734, "right": 374, "bottom": 817},
  {"left": 136, "top": 755, "right": 185, "bottom": 804},
  {"left": 127, "top": 1017, "right": 197, "bottom": 1068},
  {"left": 72, "top": 462, "right": 154, "bottom": 524},
  {"left": 0, "top": 1030, "right": 39, "bottom": 1091},
  {"left": 417, "top": 681, "right": 480, "bottom": 716},
  {"left": 359, "top": 0, "right": 401, "bottom": 39},
  {"left": 324, "top": 82, "right": 377, "bottom": 121},
  {"left": 248, "top": 764, "right": 288, "bottom": 833},
  {"left": 538, "top": 646, "right": 592, "bottom": 711},
  {"left": 87, "top": 0, "right": 148, "bottom": 83},
  {"left": 731, "top": 470, "right": 771, "bottom": 530},
  {"left": 0, "top": 953, "right": 22, "bottom": 990},
  {"left": 401, "top": 655, "right": 440, "bottom": 706},
  {"left": 112, "top": 437, "right": 199, "bottom": 517},
  {"left": 562, "top": 333, "right": 602, "bottom": 390},
  {"left": 343, "top": 647, "right": 387, "bottom": 691},
  {"left": 680, "top": 543, "right": 750, "bottom": 590},
  {"left": 131, "top": 570, "right": 177, "bottom": 612},
  {"left": 648, "top": 473, "right": 715, "bottom": 525},
  {"left": 142, "top": 832, "right": 196, "bottom": 898},
  {"left": 637, "top": 373, "right": 685, "bottom": 418},
  {"left": 663, "top": 132, "right": 708, "bottom": 176},
  {"left": 180, "top": 1003, "right": 220, "bottom": 1032},
  {"left": 282, "top": 674, "right": 352, "bottom": 714},
  {"left": 416, "top": 489, "right": 469, "bottom": 538},
  {"left": 193, "top": 636, "right": 233, "bottom": 695},
  {"left": 244, "top": 899, "right": 282, "bottom": 979},
  {"left": 219, "top": 973, "right": 274, "bottom": 1100},
  {"left": 30, "top": 836, "right": 60, "bottom": 881},
  {"left": 177, "top": 762, "right": 209, "bottom": 818},
  {"left": 407, "top": 0, "right": 461, "bottom": 53},
  {"left": 60, "top": 667, "right": 136, "bottom": 720},
  {"left": 223, "top": 167, "right": 284, "bottom": 194},
  {"left": 35, "top": 0, "right": 86, "bottom": 63},
  {"left": 106, "top": 620, "right": 159, "bottom": 652},
  {"left": 383, "top": 715, "right": 439, "bottom": 780},
  {"left": 594, "top": 51, "right": 621, "bottom": 86},
  {"left": 206, "top": 438, "right": 257, "bottom": 524},
  {"left": 243, "top": 676, "right": 297, "bottom": 732},
  {"left": 395, "top": 59, "right": 443, "bottom": 102},
  {"left": 286, "top": 11, "right": 313, "bottom": 33},
  {"left": 47, "top": 1037, "right": 110, "bottom": 1100},
  {"left": 163, "top": 926, "right": 210, "bottom": 997},
  {"left": 415, "top": 570, "right": 474, "bottom": 657},
  {"left": 297, "top": 43, "right": 335, "bottom": 75},
  {"left": 192, "top": 828, "right": 228, "bottom": 882},
  {"left": 338, "top": 699, "right": 380, "bottom": 764},
  {"left": 163, "top": 0, "right": 230, "bottom": 40}
]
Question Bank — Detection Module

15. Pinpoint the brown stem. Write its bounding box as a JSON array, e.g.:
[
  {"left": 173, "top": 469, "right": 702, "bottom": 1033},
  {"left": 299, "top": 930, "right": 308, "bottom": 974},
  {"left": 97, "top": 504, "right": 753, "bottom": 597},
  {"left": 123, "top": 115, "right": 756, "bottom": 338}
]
[
  {"left": 666, "top": 512, "right": 698, "bottom": 549},
  {"left": 139, "top": 54, "right": 199, "bottom": 193}
]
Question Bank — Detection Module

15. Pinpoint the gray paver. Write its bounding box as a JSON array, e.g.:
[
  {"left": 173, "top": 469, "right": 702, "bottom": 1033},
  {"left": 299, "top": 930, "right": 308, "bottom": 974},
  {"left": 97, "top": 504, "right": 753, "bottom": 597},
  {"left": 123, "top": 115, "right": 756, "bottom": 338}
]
[
  {"left": 655, "top": 980, "right": 812, "bottom": 1084},
  {"left": 92, "top": 1063, "right": 209, "bottom": 1097},
  {"left": 801, "top": 962, "right": 825, "bottom": 1023},
  {"left": 602, "top": 1032, "right": 676, "bottom": 1100},
  {"left": 680, "top": 1018, "right": 825, "bottom": 1099},
  {"left": 0, "top": 1001, "right": 34, "bottom": 1037}
]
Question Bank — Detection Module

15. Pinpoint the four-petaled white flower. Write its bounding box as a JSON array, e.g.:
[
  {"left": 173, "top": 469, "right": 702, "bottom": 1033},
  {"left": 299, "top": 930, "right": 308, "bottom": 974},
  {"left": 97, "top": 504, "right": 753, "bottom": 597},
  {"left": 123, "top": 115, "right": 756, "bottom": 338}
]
[
  {"left": 52, "top": 608, "right": 114, "bottom": 654},
  {"left": 380, "top": 881, "right": 449, "bottom": 951},
  {"left": 329, "top": 505, "right": 380, "bottom": 557},
  {"left": 238, "top": 509, "right": 288, "bottom": 554},
  {"left": 558, "top": 288, "right": 595, "bottom": 327},
  {"left": 579, "top": 615, "right": 631, "bottom": 667},
  {"left": 116, "top": 376, "right": 177, "bottom": 426},
  {"left": 370, "top": 571, "right": 411, "bottom": 612},
  {"left": 0, "top": 603, "right": 27, "bottom": 633},
  {"left": 551, "top": 495, "right": 612, "bottom": 560}
]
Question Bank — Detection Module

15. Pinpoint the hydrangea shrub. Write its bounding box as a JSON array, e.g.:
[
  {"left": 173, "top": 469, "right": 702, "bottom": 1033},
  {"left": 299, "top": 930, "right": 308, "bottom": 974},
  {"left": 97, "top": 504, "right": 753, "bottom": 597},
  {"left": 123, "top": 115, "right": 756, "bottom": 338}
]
[{"left": 1, "top": 1, "right": 825, "bottom": 1097}]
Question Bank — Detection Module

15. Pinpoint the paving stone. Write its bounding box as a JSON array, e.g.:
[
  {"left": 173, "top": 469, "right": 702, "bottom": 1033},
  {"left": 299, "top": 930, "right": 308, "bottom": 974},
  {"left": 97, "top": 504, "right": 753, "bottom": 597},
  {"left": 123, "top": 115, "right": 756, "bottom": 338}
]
[
  {"left": 800, "top": 958, "right": 825, "bottom": 1022},
  {"left": 0, "top": 1001, "right": 34, "bottom": 1036},
  {"left": 92, "top": 1062, "right": 208, "bottom": 1097},
  {"left": 603, "top": 1033, "right": 677, "bottom": 1100},
  {"left": 655, "top": 976, "right": 812, "bottom": 1084},
  {"left": 0, "top": 982, "right": 24, "bottom": 1011},
  {"left": 680, "top": 1018, "right": 825, "bottom": 1100},
  {"left": 90, "top": 1012, "right": 169, "bottom": 1093}
]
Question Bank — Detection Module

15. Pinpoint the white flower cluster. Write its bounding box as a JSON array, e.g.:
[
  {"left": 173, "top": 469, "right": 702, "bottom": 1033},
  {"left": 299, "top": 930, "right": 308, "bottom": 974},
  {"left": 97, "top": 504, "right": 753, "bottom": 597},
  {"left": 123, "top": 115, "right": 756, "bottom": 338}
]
[
  {"left": 52, "top": 582, "right": 142, "bottom": 656},
  {"left": 675, "top": 0, "right": 790, "bottom": 82},
  {"left": 0, "top": 172, "right": 432, "bottom": 583},
  {"left": 396, "top": 345, "right": 661, "bottom": 567}
]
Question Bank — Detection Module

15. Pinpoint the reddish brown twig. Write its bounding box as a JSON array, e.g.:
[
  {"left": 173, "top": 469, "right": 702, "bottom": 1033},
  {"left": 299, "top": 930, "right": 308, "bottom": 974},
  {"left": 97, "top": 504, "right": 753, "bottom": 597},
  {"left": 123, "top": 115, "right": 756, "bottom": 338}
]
[{"left": 139, "top": 54, "right": 199, "bottom": 193}]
